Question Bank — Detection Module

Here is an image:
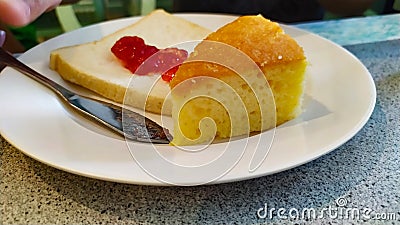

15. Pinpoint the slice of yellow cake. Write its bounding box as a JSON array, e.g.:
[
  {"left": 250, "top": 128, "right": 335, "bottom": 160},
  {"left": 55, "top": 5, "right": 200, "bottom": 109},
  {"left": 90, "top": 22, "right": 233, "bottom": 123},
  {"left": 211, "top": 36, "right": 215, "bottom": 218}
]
[{"left": 169, "top": 15, "right": 307, "bottom": 145}]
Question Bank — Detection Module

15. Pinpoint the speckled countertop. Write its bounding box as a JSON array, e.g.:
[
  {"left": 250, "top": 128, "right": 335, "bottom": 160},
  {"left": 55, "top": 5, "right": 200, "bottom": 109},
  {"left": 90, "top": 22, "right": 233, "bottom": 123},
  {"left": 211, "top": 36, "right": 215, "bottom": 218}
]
[
  {"left": 296, "top": 13, "right": 400, "bottom": 46},
  {"left": 1, "top": 14, "right": 399, "bottom": 224}
]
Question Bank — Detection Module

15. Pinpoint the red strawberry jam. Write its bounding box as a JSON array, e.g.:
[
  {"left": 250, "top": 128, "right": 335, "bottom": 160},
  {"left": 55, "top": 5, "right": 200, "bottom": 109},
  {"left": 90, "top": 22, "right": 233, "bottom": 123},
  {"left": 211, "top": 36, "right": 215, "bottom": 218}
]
[{"left": 111, "top": 36, "right": 188, "bottom": 82}]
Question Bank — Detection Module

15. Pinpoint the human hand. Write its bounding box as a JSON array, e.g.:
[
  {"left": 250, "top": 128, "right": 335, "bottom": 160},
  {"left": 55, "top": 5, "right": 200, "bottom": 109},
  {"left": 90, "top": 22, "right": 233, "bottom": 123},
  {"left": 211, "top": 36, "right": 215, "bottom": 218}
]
[{"left": 0, "top": 0, "right": 62, "bottom": 27}]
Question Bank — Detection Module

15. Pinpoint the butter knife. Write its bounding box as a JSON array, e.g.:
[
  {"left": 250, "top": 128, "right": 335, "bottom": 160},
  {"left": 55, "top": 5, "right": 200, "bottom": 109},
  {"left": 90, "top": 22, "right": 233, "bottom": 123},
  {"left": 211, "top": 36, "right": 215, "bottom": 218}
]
[{"left": 0, "top": 47, "right": 171, "bottom": 144}]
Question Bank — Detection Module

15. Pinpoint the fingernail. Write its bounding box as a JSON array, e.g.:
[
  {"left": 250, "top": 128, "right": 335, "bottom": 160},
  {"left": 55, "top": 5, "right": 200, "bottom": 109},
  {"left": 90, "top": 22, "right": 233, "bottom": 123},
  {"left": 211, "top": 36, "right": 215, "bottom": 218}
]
[{"left": 0, "top": 30, "right": 5, "bottom": 47}]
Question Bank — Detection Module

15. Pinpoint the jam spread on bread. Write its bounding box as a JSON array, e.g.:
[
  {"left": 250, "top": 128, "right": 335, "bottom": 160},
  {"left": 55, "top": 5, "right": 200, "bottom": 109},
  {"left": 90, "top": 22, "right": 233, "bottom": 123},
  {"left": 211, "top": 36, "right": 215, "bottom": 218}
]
[{"left": 111, "top": 36, "right": 187, "bottom": 82}]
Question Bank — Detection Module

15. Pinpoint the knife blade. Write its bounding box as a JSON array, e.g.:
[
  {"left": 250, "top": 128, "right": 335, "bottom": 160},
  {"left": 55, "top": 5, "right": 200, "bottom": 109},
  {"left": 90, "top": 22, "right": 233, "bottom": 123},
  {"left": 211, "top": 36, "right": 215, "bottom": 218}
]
[{"left": 0, "top": 47, "right": 171, "bottom": 144}]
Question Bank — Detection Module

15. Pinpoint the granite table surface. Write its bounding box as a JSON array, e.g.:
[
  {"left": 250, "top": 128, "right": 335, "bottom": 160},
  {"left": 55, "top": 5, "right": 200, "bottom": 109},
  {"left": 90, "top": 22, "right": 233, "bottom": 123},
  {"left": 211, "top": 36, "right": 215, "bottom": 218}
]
[{"left": 1, "top": 14, "right": 399, "bottom": 224}]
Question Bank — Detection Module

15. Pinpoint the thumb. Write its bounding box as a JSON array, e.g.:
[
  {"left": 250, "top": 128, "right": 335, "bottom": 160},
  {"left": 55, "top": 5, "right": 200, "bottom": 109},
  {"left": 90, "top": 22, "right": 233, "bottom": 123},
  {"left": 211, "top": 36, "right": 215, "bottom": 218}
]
[{"left": 0, "top": 0, "right": 62, "bottom": 27}]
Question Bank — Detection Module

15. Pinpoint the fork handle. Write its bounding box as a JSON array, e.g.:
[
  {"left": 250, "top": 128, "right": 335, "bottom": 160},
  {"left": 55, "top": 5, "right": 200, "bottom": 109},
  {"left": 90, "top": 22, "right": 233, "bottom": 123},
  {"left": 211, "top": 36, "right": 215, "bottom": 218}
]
[{"left": 0, "top": 47, "right": 73, "bottom": 99}]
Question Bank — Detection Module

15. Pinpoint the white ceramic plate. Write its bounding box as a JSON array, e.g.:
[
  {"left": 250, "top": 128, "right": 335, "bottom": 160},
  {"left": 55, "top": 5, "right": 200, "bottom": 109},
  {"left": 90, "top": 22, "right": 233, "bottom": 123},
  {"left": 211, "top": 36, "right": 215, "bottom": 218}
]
[{"left": 0, "top": 14, "right": 376, "bottom": 185}]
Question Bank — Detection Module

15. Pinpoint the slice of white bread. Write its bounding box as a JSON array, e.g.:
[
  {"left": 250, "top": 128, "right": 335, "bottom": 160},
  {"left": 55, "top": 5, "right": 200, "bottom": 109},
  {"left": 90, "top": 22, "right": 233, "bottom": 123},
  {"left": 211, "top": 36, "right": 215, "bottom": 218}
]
[{"left": 49, "top": 9, "right": 211, "bottom": 115}]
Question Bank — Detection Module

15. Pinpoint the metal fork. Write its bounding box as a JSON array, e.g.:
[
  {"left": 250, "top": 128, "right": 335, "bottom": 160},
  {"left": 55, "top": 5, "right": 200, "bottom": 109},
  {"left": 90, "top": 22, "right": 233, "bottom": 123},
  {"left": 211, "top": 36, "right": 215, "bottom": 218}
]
[{"left": 0, "top": 46, "right": 171, "bottom": 144}]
